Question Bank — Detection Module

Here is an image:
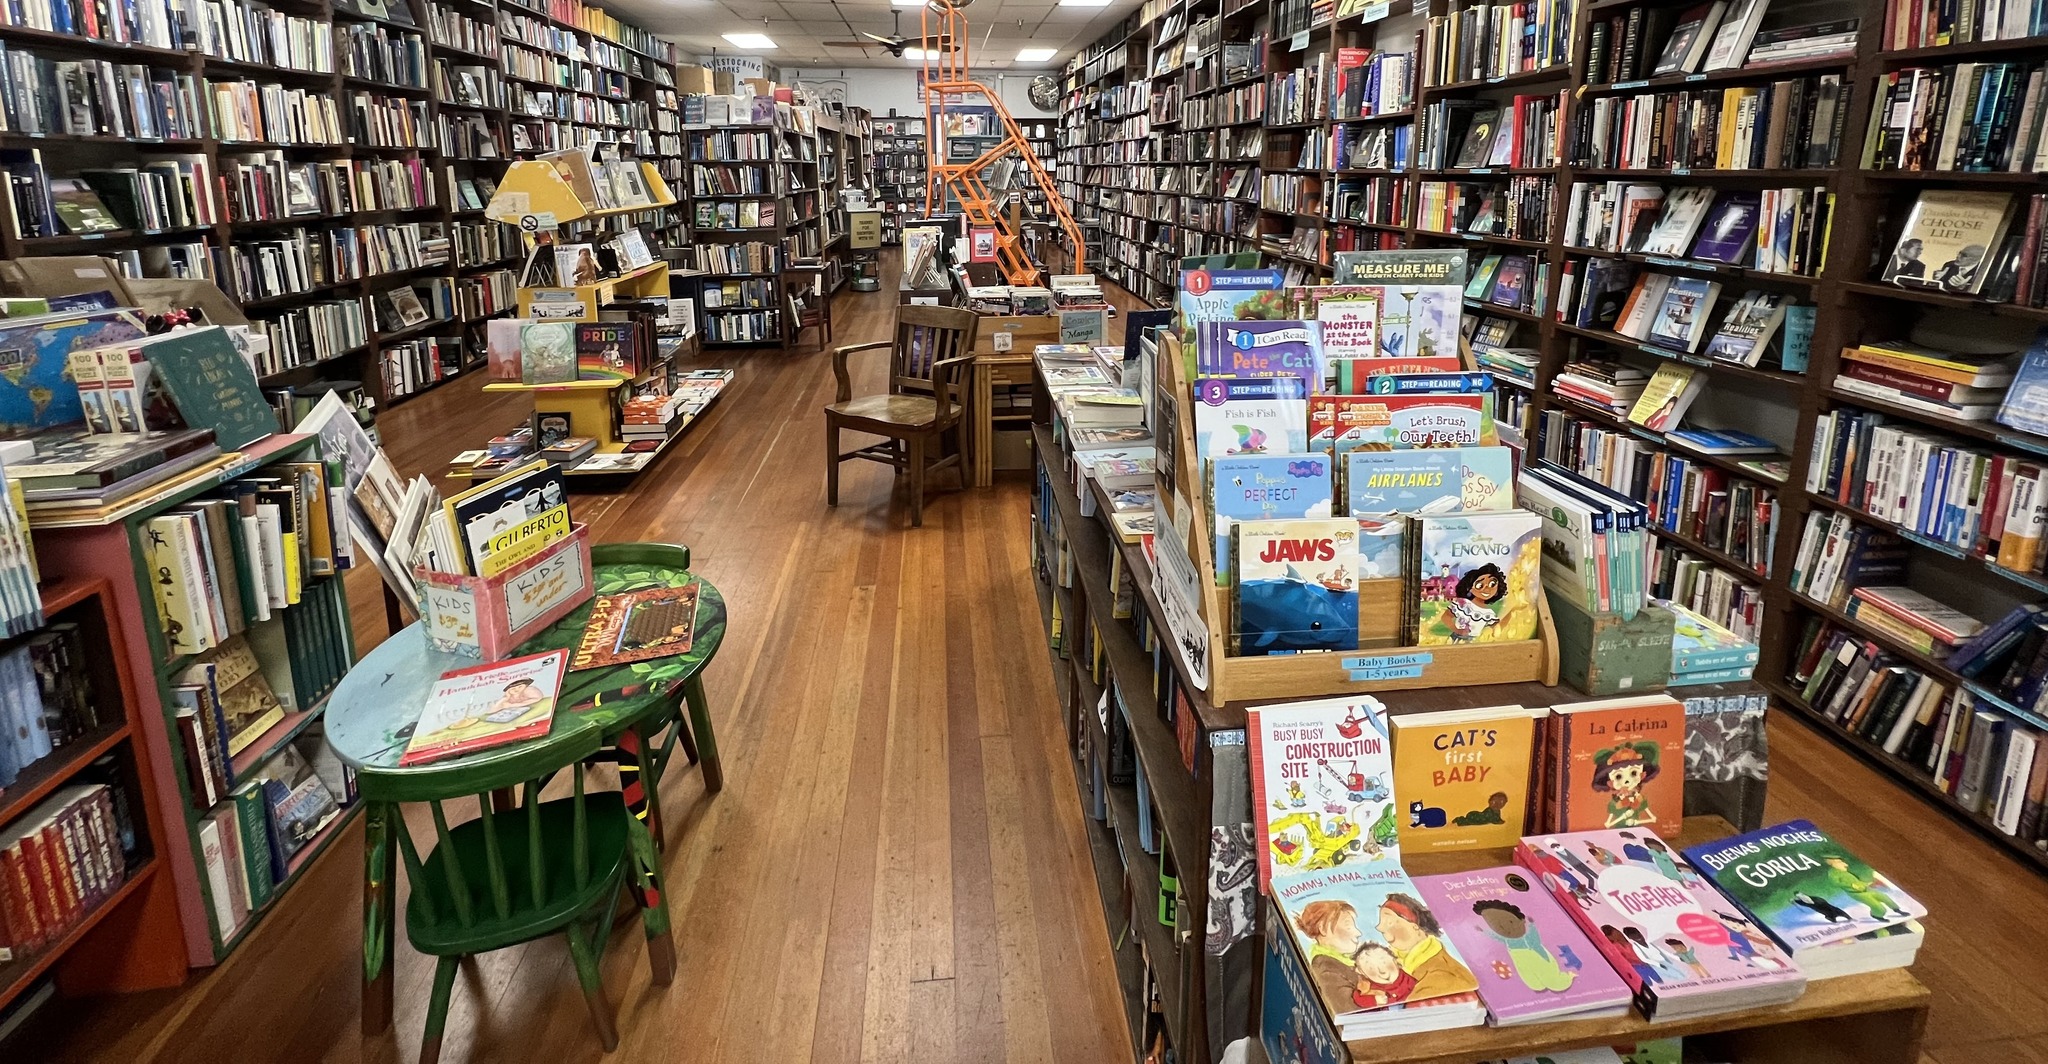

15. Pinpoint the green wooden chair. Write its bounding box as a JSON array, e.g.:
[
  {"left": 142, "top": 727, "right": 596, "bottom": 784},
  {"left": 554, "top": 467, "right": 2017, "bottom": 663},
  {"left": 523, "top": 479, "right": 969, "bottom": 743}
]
[{"left": 359, "top": 727, "right": 676, "bottom": 1064}]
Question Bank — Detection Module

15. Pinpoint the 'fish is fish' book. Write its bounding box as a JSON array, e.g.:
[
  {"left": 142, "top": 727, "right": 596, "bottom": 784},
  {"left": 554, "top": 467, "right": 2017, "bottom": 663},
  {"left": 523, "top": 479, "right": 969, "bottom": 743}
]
[
  {"left": 1211, "top": 453, "right": 1334, "bottom": 587},
  {"left": 1515, "top": 828, "right": 1806, "bottom": 1021},
  {"left": 1234, "top": 518, "right": 1360, "bottom": 655},
  {"left": 1412, "top": 510, "right": 1544, "bottom": 646},
  {"left": 1413, "top": 866, "right": 1635, "bottom": 1024},
  {"left": 1193, "top": 376, "right": 1310, "bottom": 479},
  {"left": 1682, "top": 820, "right": 1927, "bottom": 959}
]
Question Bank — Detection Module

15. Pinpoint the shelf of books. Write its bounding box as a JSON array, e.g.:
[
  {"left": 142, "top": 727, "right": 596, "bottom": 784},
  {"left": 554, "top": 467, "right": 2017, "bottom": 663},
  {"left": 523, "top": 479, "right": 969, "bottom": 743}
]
[
  {"left": 1051, "top": 0, "right": 2048, "bottom": 879},
  {"left": 871, "top": 114, "right": 929, "bottom": 246}
]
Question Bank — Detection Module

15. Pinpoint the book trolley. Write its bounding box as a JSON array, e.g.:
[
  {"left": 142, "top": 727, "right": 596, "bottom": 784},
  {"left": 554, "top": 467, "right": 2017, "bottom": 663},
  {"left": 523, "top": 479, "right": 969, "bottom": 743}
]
[{"left": 1029, "top": 326, "right": 1933, "bottom": 1061}]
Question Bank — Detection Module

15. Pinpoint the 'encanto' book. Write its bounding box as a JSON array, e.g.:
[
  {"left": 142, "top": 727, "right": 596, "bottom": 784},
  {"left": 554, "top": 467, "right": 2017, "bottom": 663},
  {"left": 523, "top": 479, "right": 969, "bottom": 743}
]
[
  {"left": 1543, "top": 695, "right": 1686, "bottom": 839},
  {"left": 400, "top": 649, "right": 566, "bottom": 766},
  {"left": 1233, "top": 518, "right": 1360, "bottom": 655},
  {"left": 1411, "top": 510, "right": 1544, "bottom": 647},
  {"left": 1210, "top": 453, "right": 1334, "bottom": 587},
  {"left": 1412, "top": 866, "right": 1635, "bottom": 1024},
  {"left": 1682, "top": 820, "right": 1927, "bottom": 977},
  {"left": 1515, "top": 828, "right": 1806, "bottom": 1021},
  {"left": 570, "top": 582, "right": 702, "bottom": 671},
  {"left": 1389, "top": 705, "right": 1540, "bottom": 851}
]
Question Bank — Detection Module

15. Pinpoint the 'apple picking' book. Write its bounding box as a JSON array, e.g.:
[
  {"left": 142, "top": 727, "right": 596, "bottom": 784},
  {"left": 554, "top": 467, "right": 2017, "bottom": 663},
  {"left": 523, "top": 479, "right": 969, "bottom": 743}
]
[
  {"left": 1193, "top": 376, "right": 1310, "bottom": 479},
  {"left": 1413, "top": 866, "right": 1635, "bottom": 1024},
  {"left": 1682, "top": 819, "right": 1927, "bottom": 964},
  {"left": 1515, "top": 828, "right": 1806, "bottom": 1021}
]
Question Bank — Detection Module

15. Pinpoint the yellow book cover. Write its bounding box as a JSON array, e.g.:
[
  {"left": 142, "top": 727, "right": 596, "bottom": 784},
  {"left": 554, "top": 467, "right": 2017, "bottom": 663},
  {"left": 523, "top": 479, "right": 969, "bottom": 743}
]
[
  {"left": 1389, "top": 705, "right": 1537, "bottom": 852},
  {"left": 1627, "top": 363, "right": 1702, "bottom": 431}
]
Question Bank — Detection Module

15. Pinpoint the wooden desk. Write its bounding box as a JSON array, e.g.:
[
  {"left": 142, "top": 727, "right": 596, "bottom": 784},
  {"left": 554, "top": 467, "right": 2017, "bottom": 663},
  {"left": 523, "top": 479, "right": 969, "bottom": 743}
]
[{"left": 968, "top": 315, "right": 1061, "bottom": 487}]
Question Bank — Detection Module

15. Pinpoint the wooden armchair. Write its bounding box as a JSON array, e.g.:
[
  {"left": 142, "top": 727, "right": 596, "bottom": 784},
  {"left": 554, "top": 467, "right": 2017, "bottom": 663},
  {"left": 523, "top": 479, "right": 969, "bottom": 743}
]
[{"left": 824, "top": 304, "right": 979, "bottom": 527}]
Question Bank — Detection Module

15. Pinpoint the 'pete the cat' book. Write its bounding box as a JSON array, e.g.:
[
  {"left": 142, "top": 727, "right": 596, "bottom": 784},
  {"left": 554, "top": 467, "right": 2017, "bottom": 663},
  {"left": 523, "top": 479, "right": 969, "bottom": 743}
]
[
  {"left": 1548, "top": 695, "right": 1686, "bottom": 839},
  {"left": 1413, "top": 866, "right": 1635, "bottom": 1025},
  {"left": 1681, "top": 819, "right": 1928, "bottom": 952},
  {"left": 1412, "top": 510, "right": 1543, "bottom": 646},
  {"left": 1515, "top": 828, "right": 1806, "bottom": 1021},
  {"left": 1234, "top": 517, "right": 1359, "bottom": 655},
  {"left": 1211, "top": 453, "right": 1334, "bottom": 587},
  {"left": 1390, "top": 706, "right": 1540, "bottom": 851},
  {"left": 1196, "top": 319, "right": 1322, "bottom": 392}
]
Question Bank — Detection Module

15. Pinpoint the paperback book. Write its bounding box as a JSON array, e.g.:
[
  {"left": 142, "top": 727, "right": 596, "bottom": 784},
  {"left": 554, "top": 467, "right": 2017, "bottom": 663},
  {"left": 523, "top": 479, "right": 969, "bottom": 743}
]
[
  {"left": 570, "top": 582, "right": 702, "bottom": 671},
  {"left": 1175, "top": 267, "right": 1290, "bottom": 347},
  {"left": 1193, "top": 376, "right": 1311, "bottom": 475},
  {"left": 399, "top": 649, "right": 566, "bottom": 766},
  {"left": 1196, "top": 319, "right": 1322, "bottom": 391},
  {"left": 1234, "top": 517, "right": 1360, "bottom": 655}
]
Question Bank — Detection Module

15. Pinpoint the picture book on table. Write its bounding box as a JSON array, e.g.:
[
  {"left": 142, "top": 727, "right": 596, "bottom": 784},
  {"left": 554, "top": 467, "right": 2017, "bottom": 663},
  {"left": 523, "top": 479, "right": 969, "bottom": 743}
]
[
  {"left": 1413, "top": 866, "right": 1635, "bottom": 1024},
  {"left": 1273, "top": 866, "right": 1484, "bottom": 1021},
  {"left": 1233, "top": 517, "right": 1359, "bottom": 655},
  {"left": 574, "top": 322, "right": 634, "bottom": 380},
  {"left": 400, "top": 649, "right": 567, "bottom": 766},
  {"left": 1211, "top": 453, "right": 1334, "bottom": 586},
  {"left": 1192, "top": 376, "right": 1310, "bottom": 475},
  {"left": 1390, "top": 706, "right": 1539, "bottom": 851},
  {"left": 1175, "top": 267, "right": 1290, "bottom": 347},
  {"left": 570, "top": 581, "right": 702, "bottom": 671},
  {"left": 1413, "top": 510, "right": 1543, "bottom": 646},
  {"left": 1551, "top": 696, "right": 1686, "bottom": 837},
  {"left": 1328, "top": 251, "right": 1468, "bottom": 360},
  {"left": 1248, "top": 695, "right": 1400, "bottom": 889},
  {"left": 1681, "top": 820, "right": 1927, "bottom": 952},
  {"left": 1515, "top": 828, "right": 1806, "bottom": 1019},
  {"left": 1195, "top": 319, "right": 1321, "bottom": 391},
  {"left": 1309, "top": 394, "right": 1494, "bottom": 456}
]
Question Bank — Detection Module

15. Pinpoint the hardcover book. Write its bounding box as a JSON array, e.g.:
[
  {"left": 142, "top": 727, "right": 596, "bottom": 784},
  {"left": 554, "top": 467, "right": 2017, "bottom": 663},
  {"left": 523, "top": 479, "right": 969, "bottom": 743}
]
[
  {"left": 1489, "top": 255, "right": 1533, "bottom": 308},
  {"left": 1345, "top": 446, "right": 1515, "bottom": 519},
  {"left": 1413, "top": 510, "right": 1543, "bottom": 646},
  {"left": 1549, "top": 695, "right": 1686, "bottom": 837},
  {"left": 1881, "top": 190, "right": 2016, "bottom": 295},
  {"left": 129, "top": 326, "right": 275, "bottom": 450},
  {"left": 1702, "top": 291, "right": 1789, "bottom": 366},
  {"left": 1389, "top": 706, "right": 1539, "bottom": 851},
  {"left": 1314, "top": 292, "right": 1380, "bottom": 366},
  {"left": 1328, "top": 251, "right": 1468, "bottom": 360},
  {"left": 1196, "top": 319, "right": 1321, "bottom": 391},
  {"left": 570, "top": 582, "right": 703, "bottom": 671},
  {"left": 1273, "top": 862, "right": 1486, "bottom": 1024},
  {"left": 1515, "top": 828, "right": 1806, "bottom": 1020},
  {"left": 1211, "top": 453, "right": 1335, "bottom": 586},
  {"left": 399, "top": 649, "right": 566, "bottom": 766},
  {"left": 574, "top": 322, "right": 634, "bottom": 380},
  {"left": 443, "top": 459, "right": 569, "bottom": 576},
  {"left": 1636, "top": 188, "right": 1716, "bottom": 256},
  {"left": 1646, "top": 277, "right": 1721, "bottom": 353},
  {"left": 1248, "top": 695, "right": 1399, "bottom": 889},
  {"left": 519, "top": 322, "right": 578, "bottom": 385},
  {"left": 486, "top": 319, "right": 526, "bottom": 381},
  {"left": 1413, "top": 866, "right": 1636, "bottom": 1024},
  {"left": 1681, "top": 820, "right": 1927, "bottom": 951},
  {"left": 1234, "top": 517, "right": 1360, "bottom": 655},
  {"left": 1689, "top": 191, "right": 1762, "bottom": 265}
]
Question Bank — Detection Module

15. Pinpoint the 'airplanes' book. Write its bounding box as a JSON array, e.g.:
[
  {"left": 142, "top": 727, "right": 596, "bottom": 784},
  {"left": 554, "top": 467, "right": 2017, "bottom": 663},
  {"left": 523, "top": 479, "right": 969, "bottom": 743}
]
[
  {"left": 1248, "top": 695, "right": 1399, "bottom": 889},
  {"left": 1193, "top": 376, "right": 1310, "bottom": 479},
  {"left": 1211, "top": 453, "right": 1335, "bottom": 587},
  {"left": 1390, "top": 706, "right": 1540, "bottom": 851},
  {"left": 1515, "top": 828, "right": 1806, "bottom": 1021},
  {"left": 1548, "top": 695, "right": 1686, "bottom": 839},
  {"left": 1413, "top": 866, "right": 1635, "bottom": 1024},
  {"left": 1345, "top": 446, "right": 1516, "bottom": 516},
  {"left": 1412, "top": 510, "right": 1544, "bottom": 646},
  {"left": 1681, "top": 820, "right": 1927, "bottom": 952},
  {"left": 1233, "top": 517, "right": 1359, "bottom": 655},
  {"left": 1196, "top": 319, "right": 1322, "bottom": 392}
]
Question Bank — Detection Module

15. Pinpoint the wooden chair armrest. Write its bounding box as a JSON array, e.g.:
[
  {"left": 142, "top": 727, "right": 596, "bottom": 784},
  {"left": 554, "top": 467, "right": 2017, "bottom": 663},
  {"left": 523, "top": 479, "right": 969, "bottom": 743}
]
[
  {"left": 831, "top": 340, "right": 892, "bottom": 403},
  {"left": 931, "top": 355, "right": 975, "bottom": 421}
]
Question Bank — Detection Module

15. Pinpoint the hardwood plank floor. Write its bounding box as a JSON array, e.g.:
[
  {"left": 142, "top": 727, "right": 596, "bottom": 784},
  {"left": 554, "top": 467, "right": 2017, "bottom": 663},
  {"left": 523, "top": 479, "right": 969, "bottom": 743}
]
[{"left": 13, "top": 256, "right": 2048, "bottom": 1064}]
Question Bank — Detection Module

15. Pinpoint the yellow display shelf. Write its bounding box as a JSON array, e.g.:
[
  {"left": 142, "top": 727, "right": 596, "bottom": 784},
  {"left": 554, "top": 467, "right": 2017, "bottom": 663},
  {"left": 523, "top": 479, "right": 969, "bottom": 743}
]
[{"left": 483, "top": 156, "right": 677, "bottom": 228}]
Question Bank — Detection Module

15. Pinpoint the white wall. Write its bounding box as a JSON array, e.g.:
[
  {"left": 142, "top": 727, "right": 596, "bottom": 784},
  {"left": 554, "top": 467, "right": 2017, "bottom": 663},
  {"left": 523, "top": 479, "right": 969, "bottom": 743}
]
[{"left": 783, "top": 67, "right": 1059, "bottom": 121}]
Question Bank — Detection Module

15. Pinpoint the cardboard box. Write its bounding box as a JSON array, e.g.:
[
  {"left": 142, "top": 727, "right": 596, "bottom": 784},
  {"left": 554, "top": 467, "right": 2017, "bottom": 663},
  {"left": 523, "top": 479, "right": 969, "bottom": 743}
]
[
  {"left": 675, "top": 65, "right": 718, "bottom": 94},
  {"left": 1547, "top": 588, "right": 1673, "bottom": 697},
  {"left": 0, "top": 255, "right": 250, "bottom": 324}
]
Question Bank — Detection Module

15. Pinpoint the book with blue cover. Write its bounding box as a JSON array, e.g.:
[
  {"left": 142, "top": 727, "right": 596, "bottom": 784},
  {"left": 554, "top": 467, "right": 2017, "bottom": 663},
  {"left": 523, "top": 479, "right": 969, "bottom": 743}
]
[
  {"left": 1690, "top": 191, "right": 1761, "bottom": 264},
  {"left": 1193, "top": 376, "right": 1311, "bottom": 476},
  {"left": 1994, "top": 327, "right": 2048, "bottom": 437},
  {"left": 1196, "top": 319, "right": 1322, "bottom": 391},
  {"left": 1344, "top": 446, "right": 1516, "bottom": 517},
  {"left": 1647, "top": 276, "right": 1720, "bottom": 352},
  {"left": 1175, "top": 267, "right": 1290, "bottom": 349},
  {"left": 1234, "top": 517, "right": 1360, "bottom": 655},
  {"left": 1211, "top": 453, "right": 1335, "bottom": 586}
]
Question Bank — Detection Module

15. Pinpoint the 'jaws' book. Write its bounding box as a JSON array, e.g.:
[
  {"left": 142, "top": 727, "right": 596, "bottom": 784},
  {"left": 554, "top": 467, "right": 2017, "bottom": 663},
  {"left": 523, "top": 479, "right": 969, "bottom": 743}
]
[
  {"left": 1516, "top": 829, "right": 1806, "bottom": 1021},
  {"left": 1414, "top": 866, "right": 1636, "bottom": 1025},
  {"left": 1233, "top": 517, "right": 1359, "bottom": 655}
]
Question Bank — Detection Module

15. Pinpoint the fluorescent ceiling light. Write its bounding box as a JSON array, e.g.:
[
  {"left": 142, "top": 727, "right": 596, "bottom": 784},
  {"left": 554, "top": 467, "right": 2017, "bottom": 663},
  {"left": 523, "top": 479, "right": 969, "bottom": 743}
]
[
  {"left": 1058, "top": 0, "right": 1116, "bottom": 6},
  {"left": 891, "top": 0, "right": 927, "bottom": 6},
  {"left": 1016, "top": 47, "right": 1057, "bottom": 61},
  {"left": 722, "top": 32, "right": 776, "bottom": 48}
]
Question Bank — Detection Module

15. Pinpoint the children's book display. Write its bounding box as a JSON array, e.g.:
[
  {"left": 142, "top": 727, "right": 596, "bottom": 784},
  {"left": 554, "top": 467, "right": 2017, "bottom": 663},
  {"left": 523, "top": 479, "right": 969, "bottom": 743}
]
[{"left": 406, "top": 460, "right": 594, "bottom": 660}]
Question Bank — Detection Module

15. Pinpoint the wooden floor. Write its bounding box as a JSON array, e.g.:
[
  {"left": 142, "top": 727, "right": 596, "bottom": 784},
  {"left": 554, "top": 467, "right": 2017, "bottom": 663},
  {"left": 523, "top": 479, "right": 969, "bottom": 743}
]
[{"left": 16, "top": 255, "right": 2048, "bottom": 1064}]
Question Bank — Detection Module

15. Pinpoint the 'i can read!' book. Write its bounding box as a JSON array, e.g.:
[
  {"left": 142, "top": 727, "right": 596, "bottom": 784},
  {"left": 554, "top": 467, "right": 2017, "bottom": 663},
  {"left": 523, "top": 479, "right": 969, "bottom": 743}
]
[
  {"left": 1234, "top": 517, "right": 1359, "bottom": 655},
  {"left": 1680, "top": 820, "right": 1927, "bottom": 951},
  {"left": 1413, "top": 511, "right": 1543, "bottom": 645}
]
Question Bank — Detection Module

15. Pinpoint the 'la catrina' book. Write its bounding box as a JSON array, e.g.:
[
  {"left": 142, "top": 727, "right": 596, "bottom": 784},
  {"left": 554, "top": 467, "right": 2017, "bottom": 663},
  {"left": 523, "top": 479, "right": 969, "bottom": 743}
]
[
  {"left": 1681, "top": 820, "right": 1927, "bottom": 952},
  {"left": 1211, "top": 453, "right": 1334, "bottom": 587},
  {"left": 1390, "top": 706, "right": 1539, "bottom": 851},
  {"left": 1412, "top": 510, "right": 1543, "bottom": 646},
  {"left": 1412, "top": 866, "right": 1634, "bottom": 1025},
  {"left": 1550, "top": 695, "right": 1686, "bottom": 838},
  {"left": 1234, "top": 517, "right": 1360, "bottom": 655}
]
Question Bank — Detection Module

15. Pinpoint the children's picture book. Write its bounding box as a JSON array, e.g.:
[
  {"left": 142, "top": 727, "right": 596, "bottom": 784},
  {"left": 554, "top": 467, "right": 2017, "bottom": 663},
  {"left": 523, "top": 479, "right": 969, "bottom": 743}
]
[
  {"left": 554, "top": 242, "right": 602, "bottom": 286},
  {"left": 1310, "top": 394, "right": 1494, "bottom": 456},
  {"left": 1413, "top": 866, "right": 1636, "bottom": 1024},
  {"left": 1681, "top": 820, "right": 1927, "bottom": 951},
  {"left": 1175, "top": 267, "right": 1290, "bottom": 346},
  {"left": 1313, "top": 291, "right": 1379, "bottom": 365},
  {"left": 1646, "top": 277, "right": 1720, "bottom": 353},
  {"left": 1211, "top": 453, "right": 1335, "bottom": 586},
  {"left": 575, "top": 322, "right": 634, "bottom": 380},
  {"left": 1248, "top": 695, "right": 1400, "bottom": 888},
  {"left": 1515, "top": 828, "right": 1806, "bottom": 1021},
  {"left": 1328, "top": 251, "right": 1468, "bottom": 359},
  {"left": 1344, "top": 445, "right": 1516, "bottom": 518},
  {"left": 1550, "top": 695, "right": 1686, "bottom": 837},
  {"left": 399, "top": 650, "right": 567, "bottom": 766},
  {"left": 1881, "top": 190, "right": 2015, "bottom": 294},
  {"left": 1331, "top": 356, "right": 1469, "bottom": 393},
  {"left": 1196, "top": 319, "right": 1322, "bottom": 391},
  {"left": 1413, "top": 510, "right": 1543, "bottom": 646},
  {"left": 520, "top": 322, "right": 578, "bottom": 384},
  {"left": 1234, "top": 517, "right": 1360, "bottom": 655},
  {"left": 486, "top": 319, "right": 527, "bottom": 381},
  {"left": 1390, "top": 706, "right": 1539, "bottom": 851},
  {"left": 571, "top": 582, "right": 702, "bottom": 671},
  {"left": 1192, "top": 376, "right": 1310, "bottom": 475},
  {"left": 444, "top": 459, "right": 569, "bottom": 576},
  {"left": 1260, "top": 905, "right": 1350, "bottom": 1064},
  {"left": 1627, "top": 363, "right": 1705, "bottom": 431},
  {"left": 1274, "top": 863, "right": 1485, "bottom": 1023}
]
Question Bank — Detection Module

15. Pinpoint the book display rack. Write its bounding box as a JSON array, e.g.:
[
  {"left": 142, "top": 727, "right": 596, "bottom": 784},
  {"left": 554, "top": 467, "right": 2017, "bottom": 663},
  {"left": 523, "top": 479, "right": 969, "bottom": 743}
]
[
  {"left": 1056, "top": 0, "right": 2048, "bottom": 877},
  {"left": 0, "top": 0, "right": 682, "bottom": 417}
]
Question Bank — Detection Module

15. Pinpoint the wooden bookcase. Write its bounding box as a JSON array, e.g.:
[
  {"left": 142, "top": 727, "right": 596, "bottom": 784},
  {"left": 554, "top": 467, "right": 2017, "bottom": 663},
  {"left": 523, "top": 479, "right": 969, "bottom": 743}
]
[
  {"left": 0, "top": 575, "right": 187, "bottom": 1013},
  {"left": 1059, "top": 0, "right": 2048, "bottom": 878},
  {"left": 872, "top": 114, "right": 930, "bottom": 245}
]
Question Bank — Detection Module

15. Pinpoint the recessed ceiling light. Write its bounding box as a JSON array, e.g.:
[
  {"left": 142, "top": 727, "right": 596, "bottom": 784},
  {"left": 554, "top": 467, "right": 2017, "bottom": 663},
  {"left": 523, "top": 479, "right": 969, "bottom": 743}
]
[
  {"left": 1016, "top": 47, "right": 1057, "bottom": 61},
  {"left": 722, "top": 32, "right": 775, "bottom": 48}
]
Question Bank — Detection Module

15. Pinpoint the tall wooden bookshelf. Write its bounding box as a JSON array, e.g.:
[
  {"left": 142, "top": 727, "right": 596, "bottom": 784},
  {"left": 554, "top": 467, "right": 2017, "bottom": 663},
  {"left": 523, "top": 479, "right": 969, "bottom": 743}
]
[
  {"left": 0, "top": 0, "right": 680, "bottom": 418},
  {"left": 871, "top": 113, "right": 928, "bottom": 245},
  {"left": 683, "top": 110, "right": 794, "bottom": 347},
  {"left": 1052, "top": 0, "right": 2048, "bottom": 1019}
]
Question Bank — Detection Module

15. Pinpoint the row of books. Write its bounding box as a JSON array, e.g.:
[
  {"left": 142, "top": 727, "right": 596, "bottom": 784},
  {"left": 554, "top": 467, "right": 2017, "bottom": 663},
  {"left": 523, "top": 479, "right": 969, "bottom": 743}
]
[
  {"left": 253, "top": 298, "right": 368, "bottom": 379},
  {"left": 377, "top": 336, "right": 461, "bottom": 401},
  {"left": 220, "top": 152, "right": 439, "bottom": 223},
  {"left": 1418, "top": 96, "right": 1566, "bottom": 171},
  {"left": 0, "top": 629, "right": 98, "bottom": 794},
  {"left": 1565, "top": 266, "right": 1810, "bottom": 369},
  {"left": 1419, "top": 0, "right": 1577, "bottom": 87},
  {"left": 340, "top": 20, "right": 428, "bottom": 88},
  {"left": 0, "top": 153, "right": 214, "bottom": 240},
  {"left": 0, "top": 48, "right": 203, "bottom": 141},
  {"left": 1883, "top": 0, "right": 2048, "bottom": 49},
  {"left": 194, "top": 0, "right": 332, "bottom": 73},
  {"left": 1418, "top": 177, "right": 1556, "bottom": 243},
  {"left": 1568, "top": 76, "right": 1851, "bottom": 172},
  {"left": 195, "top": 731, "right": 352, "bottom": 942},
  {"left": 1865, "top": 62, "right": 2048, "bottom": 174},
  {"left": 0, "top": 783, "right": 130, "bottom": 963},
  {"left": 1584, "top": 1, "right": 1799, "bottom": 85},
  {"left": 1561, "top": 183, "right": 1831, "bottom": 278}
]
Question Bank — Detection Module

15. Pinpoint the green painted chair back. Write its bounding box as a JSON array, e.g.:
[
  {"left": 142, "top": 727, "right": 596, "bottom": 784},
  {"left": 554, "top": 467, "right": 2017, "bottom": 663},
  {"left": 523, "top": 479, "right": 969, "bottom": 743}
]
[{"left": 590, "top": 542, "right": 690, "bottom": 571}]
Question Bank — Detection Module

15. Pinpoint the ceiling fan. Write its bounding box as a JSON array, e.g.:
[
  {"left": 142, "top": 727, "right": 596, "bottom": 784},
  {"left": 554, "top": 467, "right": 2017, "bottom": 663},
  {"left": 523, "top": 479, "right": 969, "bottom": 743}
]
[{"left": 822, "top": 9, "right": 958, "bottom": 57}]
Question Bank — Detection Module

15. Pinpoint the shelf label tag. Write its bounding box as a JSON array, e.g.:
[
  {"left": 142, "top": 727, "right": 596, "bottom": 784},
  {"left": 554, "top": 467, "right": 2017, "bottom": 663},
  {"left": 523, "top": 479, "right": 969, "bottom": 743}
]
[
  {"left": 1614, "top": 79, "right": 1649, "bottom": 90},
  {"left": 1289, "top": 30, "right": 1310, "bottom": 51},
  {"left": 1343, "top": 652, "right": 1432, "bottom": 682}
]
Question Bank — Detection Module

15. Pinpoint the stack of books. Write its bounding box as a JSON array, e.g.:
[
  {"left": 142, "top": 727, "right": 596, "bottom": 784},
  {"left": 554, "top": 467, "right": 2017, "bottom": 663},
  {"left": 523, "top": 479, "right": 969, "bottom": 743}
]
[
  {"left": 1684, "top": 821, "right": 1926, "bottom": 980},
  {"left": 1552, "top": 359, "right": 1647, "bottom": 416},
  {"left": 1833, "top": 341, "right": 2017, "bottom": 422},
  {"left": 1662, "top": 599, "right": 1759, "bottom": 686}
]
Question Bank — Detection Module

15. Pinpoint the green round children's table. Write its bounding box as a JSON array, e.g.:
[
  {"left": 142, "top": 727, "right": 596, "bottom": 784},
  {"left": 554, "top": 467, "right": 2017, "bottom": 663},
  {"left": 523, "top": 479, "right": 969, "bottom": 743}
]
[{"left": 326, "top": 551, "right": 725, "bottom": 1036}]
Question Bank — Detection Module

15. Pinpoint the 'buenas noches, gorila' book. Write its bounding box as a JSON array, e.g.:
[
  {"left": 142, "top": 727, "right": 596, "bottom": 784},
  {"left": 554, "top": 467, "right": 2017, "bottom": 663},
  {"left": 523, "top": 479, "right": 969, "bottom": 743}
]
[
  {"left": 1515, "top": 829, "right": 1806, "bottom": 1021},
  {"left": 1413, "top": 510, "right": 1544, "bottom": 646},
  {"left": 1680, "top": 819, "right": 1927, "bottom": 952},
  {"left": 1211, "top": 453, "right": 1334, "bottom": 587},
  {"left": 1234, "top": 517, "right": 1359, "bottom": 655},
  {"left": 1412, "top": 866, "right": 1635, "bottom": 1024},
  {"left": 1197, "top": 319, "right": 1322, "bottom": 391}
]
